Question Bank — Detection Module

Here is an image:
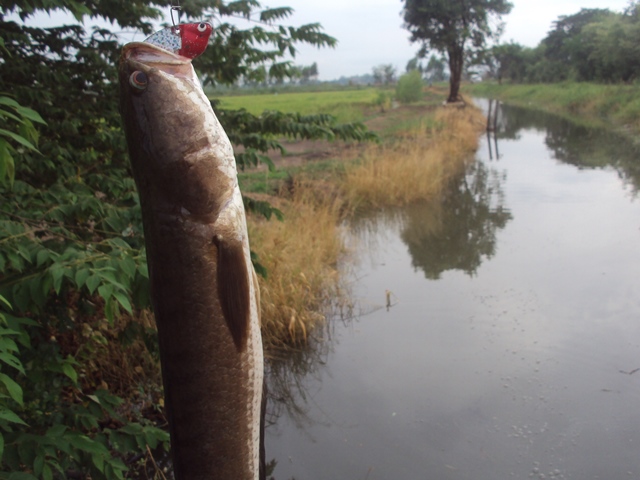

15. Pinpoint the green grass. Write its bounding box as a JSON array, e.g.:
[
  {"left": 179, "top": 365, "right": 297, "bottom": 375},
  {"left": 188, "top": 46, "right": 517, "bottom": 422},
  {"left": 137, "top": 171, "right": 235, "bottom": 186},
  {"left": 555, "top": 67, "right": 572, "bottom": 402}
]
[
  {"left": 464, "top": 82, "right": 640, "bottom": 133},
  {"left": 213, "top": 88, "right": 382, "bottom": 123}
]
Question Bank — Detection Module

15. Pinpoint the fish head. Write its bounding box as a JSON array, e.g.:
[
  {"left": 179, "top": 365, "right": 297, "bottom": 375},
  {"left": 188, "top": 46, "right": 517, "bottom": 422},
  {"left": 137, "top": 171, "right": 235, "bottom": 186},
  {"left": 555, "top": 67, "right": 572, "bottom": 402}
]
[{"left": 119, "top": 43, "right": 236, "bottom": 223}]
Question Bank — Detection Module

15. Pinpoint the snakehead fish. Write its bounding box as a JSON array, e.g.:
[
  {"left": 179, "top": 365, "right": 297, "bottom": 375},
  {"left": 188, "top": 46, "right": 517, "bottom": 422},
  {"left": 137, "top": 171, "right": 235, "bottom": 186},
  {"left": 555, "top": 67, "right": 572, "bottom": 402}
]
[{"left": 118, "top": 27, "right": 264, "bottom": 480}]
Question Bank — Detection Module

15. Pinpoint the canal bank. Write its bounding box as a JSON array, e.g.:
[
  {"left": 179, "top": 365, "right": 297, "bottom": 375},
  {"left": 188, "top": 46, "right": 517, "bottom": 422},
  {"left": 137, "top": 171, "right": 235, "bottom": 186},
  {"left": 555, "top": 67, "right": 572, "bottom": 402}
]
[{"left": 464, "top": 82, "right": 640, "bottom": 138}]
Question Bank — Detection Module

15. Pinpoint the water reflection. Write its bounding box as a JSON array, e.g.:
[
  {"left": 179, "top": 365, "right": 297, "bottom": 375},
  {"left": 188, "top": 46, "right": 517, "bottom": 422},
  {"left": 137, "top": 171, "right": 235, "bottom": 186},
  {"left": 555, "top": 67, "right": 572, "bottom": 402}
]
[
  {"left": 401, "top": 161, "right": 511, "bottom": 279},
  {"left": 487, "top": 101, "right": 640, "bottom": 194}
]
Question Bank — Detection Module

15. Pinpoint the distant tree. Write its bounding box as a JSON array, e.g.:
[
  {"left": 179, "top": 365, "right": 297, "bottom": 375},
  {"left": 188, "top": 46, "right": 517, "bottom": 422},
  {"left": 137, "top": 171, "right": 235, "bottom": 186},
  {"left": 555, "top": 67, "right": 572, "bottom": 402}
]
[
  {"left": 490, "top": 42, "right": 530, "bottom": 83},
  {"left": 372, "top": 64, "right": 397, "bottom": 85},
  {"left": 406, "top": 57, "right": 422, "bottom": 73},
  {"left": 402, "top": 0, "right": 512, "bottom": 102},
  {"left": 542, "top": 8, "right": 616, "bottom": 81},
  {"left": 299, "top": 62, "right": 319, "bottom": 83},
  {"left": 396, "top": 70, "right": 424, "bottom": 103},
  {"left": 424, "top": 54, "right": 448, "bottom": 83}
]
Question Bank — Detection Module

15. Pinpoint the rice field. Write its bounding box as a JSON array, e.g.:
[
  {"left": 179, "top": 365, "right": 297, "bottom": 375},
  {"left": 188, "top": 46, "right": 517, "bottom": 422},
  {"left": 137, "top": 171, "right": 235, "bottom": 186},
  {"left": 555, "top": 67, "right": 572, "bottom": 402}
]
[{"left": 214, "top": 88, "right": 383, "bottom": 123}]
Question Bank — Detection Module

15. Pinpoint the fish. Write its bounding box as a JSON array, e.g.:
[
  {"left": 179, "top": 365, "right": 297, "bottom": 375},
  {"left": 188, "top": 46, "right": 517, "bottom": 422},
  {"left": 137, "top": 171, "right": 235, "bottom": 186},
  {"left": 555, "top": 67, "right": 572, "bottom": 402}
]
[
  {"left": 143, "top": 22, "right": 213, "bottom": 59},
  {"left": 119, "top": 37, "right": 264, "bottom": 480}
]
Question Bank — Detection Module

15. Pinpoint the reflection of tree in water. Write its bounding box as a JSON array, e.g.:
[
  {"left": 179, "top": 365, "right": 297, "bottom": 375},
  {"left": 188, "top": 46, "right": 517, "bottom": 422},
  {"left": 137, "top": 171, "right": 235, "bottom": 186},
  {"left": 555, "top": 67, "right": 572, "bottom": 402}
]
[
  {"left": 494, "top": 103, "right": 640, "bottom": 194},
  {"left": 400, "top": 161, "right": 512, "bottom": 279}
]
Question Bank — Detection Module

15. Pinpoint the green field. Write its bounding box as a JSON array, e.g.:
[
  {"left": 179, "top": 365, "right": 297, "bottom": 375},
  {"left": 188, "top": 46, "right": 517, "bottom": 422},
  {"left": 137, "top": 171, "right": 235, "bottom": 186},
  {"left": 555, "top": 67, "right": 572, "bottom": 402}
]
[{"left": 213, "top": 88, "right": 383, "bottom": 123}]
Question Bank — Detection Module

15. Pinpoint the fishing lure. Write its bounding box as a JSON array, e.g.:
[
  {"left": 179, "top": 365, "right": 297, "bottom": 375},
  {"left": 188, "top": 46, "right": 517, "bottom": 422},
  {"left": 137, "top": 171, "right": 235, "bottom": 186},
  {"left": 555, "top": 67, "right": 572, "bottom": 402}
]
[{"left": 144, "top": 22, "right": 213, "bottom": 59}]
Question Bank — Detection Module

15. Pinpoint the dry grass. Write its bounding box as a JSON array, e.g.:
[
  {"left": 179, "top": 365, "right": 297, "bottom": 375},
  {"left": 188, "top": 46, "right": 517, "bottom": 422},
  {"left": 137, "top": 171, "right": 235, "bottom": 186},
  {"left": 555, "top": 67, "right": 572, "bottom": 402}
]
[
  {"left": 251, "top": 104, "right": 486, "bottom": 346},
  {"left": 247, "top": 182, "right": 350, "bottom": 349},
  {"left": 341, "top": 105, "right": 486, "bottom": 210}
]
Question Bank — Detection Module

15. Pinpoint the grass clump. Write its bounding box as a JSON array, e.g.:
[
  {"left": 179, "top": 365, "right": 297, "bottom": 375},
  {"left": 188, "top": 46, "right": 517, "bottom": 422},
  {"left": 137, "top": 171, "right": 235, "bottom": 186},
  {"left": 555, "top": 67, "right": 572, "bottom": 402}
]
[
  {"left": 342, "top": 105, "right": 486, "bottom": 210},
  {"left": 247, "top": 183, "right": 348, "bottom": 349}
]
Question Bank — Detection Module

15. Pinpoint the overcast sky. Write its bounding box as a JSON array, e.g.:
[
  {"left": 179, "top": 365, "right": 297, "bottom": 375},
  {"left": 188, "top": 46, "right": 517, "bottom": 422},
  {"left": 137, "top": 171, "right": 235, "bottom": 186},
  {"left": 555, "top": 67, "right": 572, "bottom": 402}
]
[
  {"left": 274, "top": 0, "right": 630, "bottom": 79},
  {"left": 15, "top": 0, "right": 631, "bottom": 80}
]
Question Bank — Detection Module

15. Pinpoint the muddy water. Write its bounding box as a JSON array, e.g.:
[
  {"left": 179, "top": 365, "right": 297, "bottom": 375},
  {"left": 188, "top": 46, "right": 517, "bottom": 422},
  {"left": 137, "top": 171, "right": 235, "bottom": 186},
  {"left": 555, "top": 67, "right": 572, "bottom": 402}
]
[{"left": 265, "top": 101, "right": 640, "bottom": 480}]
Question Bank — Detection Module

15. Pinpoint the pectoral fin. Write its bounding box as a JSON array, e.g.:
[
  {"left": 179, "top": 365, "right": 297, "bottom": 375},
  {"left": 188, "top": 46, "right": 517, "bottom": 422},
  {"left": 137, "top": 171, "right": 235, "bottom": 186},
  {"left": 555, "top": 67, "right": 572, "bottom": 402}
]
[{"left": 214, "top": 235, "right": 251, "bottom": 351}]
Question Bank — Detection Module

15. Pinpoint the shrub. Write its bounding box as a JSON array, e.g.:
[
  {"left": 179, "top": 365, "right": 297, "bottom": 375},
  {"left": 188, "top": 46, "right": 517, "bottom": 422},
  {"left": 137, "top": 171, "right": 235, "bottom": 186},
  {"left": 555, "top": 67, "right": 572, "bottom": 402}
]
[{"left": 396, "top": 70, "right": 424, "bottom": 104}]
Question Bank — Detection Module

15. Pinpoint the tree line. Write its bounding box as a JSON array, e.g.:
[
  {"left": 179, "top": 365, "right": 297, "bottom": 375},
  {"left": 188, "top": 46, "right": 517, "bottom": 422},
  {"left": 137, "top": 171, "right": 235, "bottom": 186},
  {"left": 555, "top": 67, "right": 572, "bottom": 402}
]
[{"left": 488, "top": 4, "right": 640, "bottom": 84}]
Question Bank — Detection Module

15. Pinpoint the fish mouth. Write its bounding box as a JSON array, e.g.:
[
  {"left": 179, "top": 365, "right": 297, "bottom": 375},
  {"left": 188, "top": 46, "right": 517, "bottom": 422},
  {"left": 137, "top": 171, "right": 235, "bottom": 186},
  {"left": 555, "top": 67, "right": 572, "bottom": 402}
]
[{"left": 122, "top": 42, "right": 193, "bottom": 78}]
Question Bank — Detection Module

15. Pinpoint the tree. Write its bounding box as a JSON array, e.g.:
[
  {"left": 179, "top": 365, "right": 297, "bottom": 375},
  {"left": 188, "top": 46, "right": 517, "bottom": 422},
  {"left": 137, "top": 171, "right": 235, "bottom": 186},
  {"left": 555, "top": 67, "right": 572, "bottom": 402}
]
[
  {"left": 424, "top": 54, "right": 448, "bottom": 82},
  {"left": 542, "top": 8, "right": 616, "bottom": 81},
  {"left": 405, "top": 56, "right": 422, "bottom": 73},
  {"left": 489, "top": 42, "right": 531, "bottom": 83},
  {"left": 402, "top": 0, "right": 512, "bottom": 102},
  {"left": 0, "top": 1, "right": 374, "bottom": 477},
  {"left": 299, "top": 62, "right": 319, "bottom": 83},
  {"left": 372, "top": 63, "right": 397, "bottom": 85}
]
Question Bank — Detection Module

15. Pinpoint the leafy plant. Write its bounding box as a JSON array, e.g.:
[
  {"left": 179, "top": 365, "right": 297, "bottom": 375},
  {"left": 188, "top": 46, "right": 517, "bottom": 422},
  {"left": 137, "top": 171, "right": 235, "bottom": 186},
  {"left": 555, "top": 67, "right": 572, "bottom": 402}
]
[{"left": 0, "top": 0, "right": 376, "bottom": 476}]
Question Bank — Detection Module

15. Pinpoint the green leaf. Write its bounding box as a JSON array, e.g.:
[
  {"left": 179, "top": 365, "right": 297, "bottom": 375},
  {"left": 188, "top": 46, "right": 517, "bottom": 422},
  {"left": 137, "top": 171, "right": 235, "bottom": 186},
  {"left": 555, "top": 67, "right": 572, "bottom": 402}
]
[
  {"left": 0, "top": 373, "right": 23, "bottom": 406},
  {"left": 0, "top": 98, "right": 20, "bottom": 109},
  {"left": 33, "top": 454, "right": 44, "bottom": 476},
  {"left": 35, "top": 249, "right": 50, "bottom": 267},
  {"left": 0, "top": 352, "right": 25, "bottom": 374},
  {"left": 0, "top": 432, "right": 4, "bottom": 462},
  {"left": 8, "top": 473, "right": 37, "bottom": 480},
  {"left": 92, "top": 453, "right": 105, "bottom": 473},
  {"left": 14, "top": 106, "right": 46, "bottom": 125},
  {"left": 97, "top": 284, "right": 113, "bottom": 302},
  {"left": 42, "top": 464, "right": 53, "bottom": 480},
  {"left": 85, "top": 274, "right": 101, "bottom": 294},
  {"left": 61, "top": 362, "right": 78, "bottom": 384},
  {"left": 68, "top": 434, "right": 109, "bottom": 455},
  {"left": 0, "top": 408, "right": 27, "bottom": 426},
  {"left": 49, "top": 265, "right": 65, "bottom": 295},
  {"left": 74, "top": 268, "right": 90, "bottom": 288},
  {"left": 0, "top": 128, "right": 39, "bottom": 152},
  {"left": 45, "top": 425, "right": 67, "bottom": 437},
  {"left": 112, "top": 292, "right": 132, "bottom": 314},
  {"left": 0, "top": 295, "right": 11, "bottom": 310}
]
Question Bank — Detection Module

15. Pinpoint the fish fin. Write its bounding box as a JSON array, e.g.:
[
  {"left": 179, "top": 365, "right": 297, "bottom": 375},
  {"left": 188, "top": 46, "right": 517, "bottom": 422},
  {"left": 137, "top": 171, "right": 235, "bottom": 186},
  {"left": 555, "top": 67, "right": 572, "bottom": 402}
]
[
  {"left": 214, "top": 236, "right": 251, "bottom": 351},
  {"left": 252, "top": 266, "right": 262, "bottom": 327}
]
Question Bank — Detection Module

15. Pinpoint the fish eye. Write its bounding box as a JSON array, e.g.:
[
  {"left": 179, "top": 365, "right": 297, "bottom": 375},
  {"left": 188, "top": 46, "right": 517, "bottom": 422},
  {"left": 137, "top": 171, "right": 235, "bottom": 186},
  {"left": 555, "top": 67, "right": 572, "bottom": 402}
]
[
  {"left": 197, "top": 22, "right": 209, "bottom": 32},
  {"left": 129, "top": 71, "right": 148, "bottom": 91}
]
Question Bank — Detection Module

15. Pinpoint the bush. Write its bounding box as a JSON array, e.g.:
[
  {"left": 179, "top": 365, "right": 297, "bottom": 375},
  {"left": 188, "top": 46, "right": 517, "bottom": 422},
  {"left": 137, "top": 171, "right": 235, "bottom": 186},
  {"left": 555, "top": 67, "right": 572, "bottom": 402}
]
[{"left": 396, "top": 70, "right": 424, "bottom": 104}]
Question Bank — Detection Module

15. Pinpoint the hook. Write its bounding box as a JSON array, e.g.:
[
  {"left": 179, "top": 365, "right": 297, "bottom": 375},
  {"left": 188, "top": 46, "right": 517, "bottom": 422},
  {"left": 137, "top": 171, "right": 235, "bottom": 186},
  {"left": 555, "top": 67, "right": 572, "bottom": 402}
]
[{"left": 170, "top": 2, "right": 181, "bottom": 28}]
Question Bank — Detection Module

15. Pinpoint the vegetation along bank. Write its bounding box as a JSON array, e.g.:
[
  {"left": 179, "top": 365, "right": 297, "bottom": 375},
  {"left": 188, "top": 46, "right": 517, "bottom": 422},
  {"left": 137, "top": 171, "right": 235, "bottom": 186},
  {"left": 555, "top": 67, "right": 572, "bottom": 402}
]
[
  {"left": 465, "top": 82, "right": 640, "bottom": 135},
  {"left": 235, "top": 89, "right": 486, "bottom": 348}
]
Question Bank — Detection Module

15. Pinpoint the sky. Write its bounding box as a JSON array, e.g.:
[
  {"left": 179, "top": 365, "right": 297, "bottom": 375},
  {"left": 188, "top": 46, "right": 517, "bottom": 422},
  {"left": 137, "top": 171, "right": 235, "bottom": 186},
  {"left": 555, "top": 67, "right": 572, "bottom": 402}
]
[
  {"left": 12, "top": 0, "right": 632, "bottom": 80},
  {"left": 274, "top": 0, "right": 631, "bottom": 79}
]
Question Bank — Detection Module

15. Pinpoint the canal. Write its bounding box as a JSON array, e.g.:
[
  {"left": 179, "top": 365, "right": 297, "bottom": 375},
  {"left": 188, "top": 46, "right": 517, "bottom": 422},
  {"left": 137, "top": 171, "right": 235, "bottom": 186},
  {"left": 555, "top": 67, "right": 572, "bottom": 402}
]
[{"left": 265, "top": 100, "right": 640, "bottom": 480}]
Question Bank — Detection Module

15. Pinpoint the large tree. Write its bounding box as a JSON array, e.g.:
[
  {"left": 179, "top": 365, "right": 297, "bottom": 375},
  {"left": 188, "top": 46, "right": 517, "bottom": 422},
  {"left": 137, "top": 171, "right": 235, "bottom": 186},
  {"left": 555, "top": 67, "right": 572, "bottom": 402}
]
[{"left": 402, "top": 0, "right": 512, "bottom": 102}]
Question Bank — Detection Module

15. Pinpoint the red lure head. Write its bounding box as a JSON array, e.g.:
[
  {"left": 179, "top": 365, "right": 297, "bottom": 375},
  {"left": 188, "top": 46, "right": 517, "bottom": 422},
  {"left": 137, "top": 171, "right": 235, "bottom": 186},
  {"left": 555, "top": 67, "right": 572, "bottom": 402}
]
[{"left": 177, "top": 22, "right": 213, "bottom": 59}]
